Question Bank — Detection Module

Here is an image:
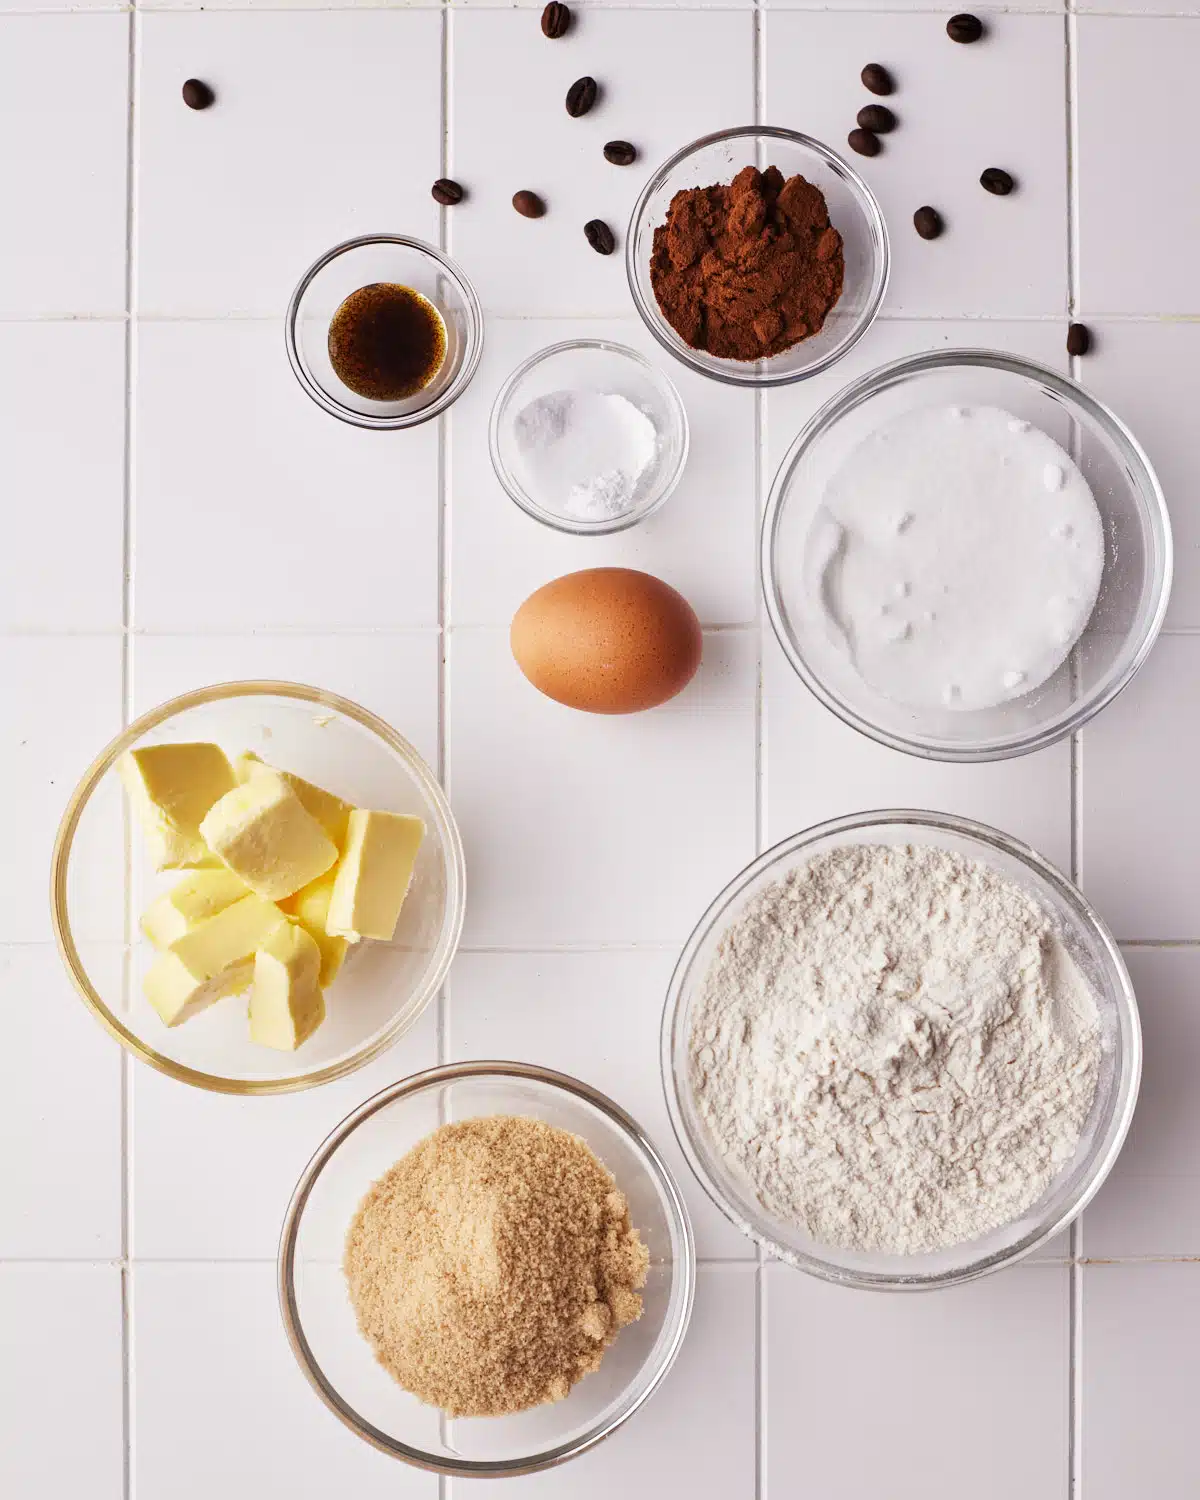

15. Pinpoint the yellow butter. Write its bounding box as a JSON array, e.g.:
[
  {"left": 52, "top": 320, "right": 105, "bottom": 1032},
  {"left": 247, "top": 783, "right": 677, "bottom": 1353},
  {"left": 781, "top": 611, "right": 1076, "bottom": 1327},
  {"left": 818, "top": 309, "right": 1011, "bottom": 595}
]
[
  {"left": 140, "top": 868, "right": 250, "bottom": 950},
  {"left": 144, "top": 951, "right": 253, "bottom": 1028},
  {"left": 234, "top": 751, "right": 353, "bottom": 850},
  {"left": 118, "top": 742, "right": 236, "bottom": 871},
  {"left": 280, "top": 870, "right": 348, "bottom": 987},
  {"left": 199, "top": 771, "right": 338, "bottom": 901},
  {"left": 249, "top": 922, "right": 326, "bottom": 1051},
  {"left": 327, "top": 809, "right": 425, "bottom": 942},
  {"left": 168, "top": 892, "right": 288, "bottom": 980}
]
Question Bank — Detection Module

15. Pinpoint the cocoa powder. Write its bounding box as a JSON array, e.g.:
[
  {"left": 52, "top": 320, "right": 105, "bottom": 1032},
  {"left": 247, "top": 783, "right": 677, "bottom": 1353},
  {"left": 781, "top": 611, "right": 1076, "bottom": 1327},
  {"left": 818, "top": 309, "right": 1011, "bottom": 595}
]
[{"left": 649, "top": 165, "right": 844, "bottom": 362}]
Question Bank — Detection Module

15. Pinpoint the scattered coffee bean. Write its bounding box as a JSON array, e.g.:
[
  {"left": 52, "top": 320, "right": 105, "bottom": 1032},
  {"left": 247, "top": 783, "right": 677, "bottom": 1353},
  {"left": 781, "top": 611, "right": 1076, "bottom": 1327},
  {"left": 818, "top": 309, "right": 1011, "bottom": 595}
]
[
  {"left": 848, "top": 128, "right": 882, "bottom": 158},
  {"left": 604, "top": 140, "right": 638, "bottom": 166},
  {"left": 1067, "top": 322, "right": 1092, "bottom": 357},
  {"left": 861, "top": 63, "right": 896, "bottom": 96},
  {"left": 512, "top": 190, "right": 547, "bottom": 219},
  {"left": 946, "top": 12, "right": 984, "bottom": 43},
  {"left": 980, "top": 167, "right": 1015, "bottom": 196},
  {"left": 431, "top": 178, "right": 465, "bottom": 206},
  {"left": 541, "top": 1, "right": 572, "bottom": 39},
  {"left": 914, "top": 206, "right": 945, "bottom": 239},
  {"left": 584, "top": 219, "right": 616, "bottom": 255},
  {"left": 857, "top": 104, "right": 896, "bottom": 134},
  {"left": 566, "top": 76, "right": 599, "bottom": 117},
  {"left": 181, "top": 78, "right": 215, "bottom": 110}
]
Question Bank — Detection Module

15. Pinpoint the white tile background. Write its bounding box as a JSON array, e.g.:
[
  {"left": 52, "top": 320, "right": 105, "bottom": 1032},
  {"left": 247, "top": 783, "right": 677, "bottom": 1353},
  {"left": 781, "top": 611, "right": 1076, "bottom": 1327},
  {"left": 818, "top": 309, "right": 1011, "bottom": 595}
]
[{"left": 3, "top": 0, "right": 1199, "bottom": 1495}]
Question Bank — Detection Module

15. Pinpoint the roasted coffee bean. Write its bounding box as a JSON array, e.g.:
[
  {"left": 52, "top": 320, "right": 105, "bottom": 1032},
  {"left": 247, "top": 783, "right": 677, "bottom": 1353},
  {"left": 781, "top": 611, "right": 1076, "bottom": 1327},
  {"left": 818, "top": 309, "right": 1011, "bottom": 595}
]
[
  {"left": 181, "top": 78, "right": 215, "bottom": 110},
  {"left": 584, "top": 219, "right": 616, "bottom": 255},
  {"left": 857, "top": 104, "right": 896, "bottom": 134},
  {"left": 848, "top": 128, "right": 882, "bottom": 158},
  {"left": 946, "top": 12, "right": 984, "bottom": 42},
  {"left": 512, "top": 190, "right": 547, "bottom": 219},
  {"left": 540, "top": 1, "right": 571, "bottom": 38},
  {"left": 566, "top": 76, "right": 598, "bottom": 117},
  {"left": 913, "top": 205, "right": 945, "bottom": 240},
  {"left": 431, "top": 178, "right": 465, "bottom": 206},
  {"left": 1067, "top": 322, "right": 1092, "bottom": 357},
  {"left": 604, "top": 140, "right": 637, "bottom": 166},
  {"left": 861, "top": 63, "right": 895, "bottom": 96},
  {"left": 980, "top": 167, "right": 1015, "bottom": 196}
]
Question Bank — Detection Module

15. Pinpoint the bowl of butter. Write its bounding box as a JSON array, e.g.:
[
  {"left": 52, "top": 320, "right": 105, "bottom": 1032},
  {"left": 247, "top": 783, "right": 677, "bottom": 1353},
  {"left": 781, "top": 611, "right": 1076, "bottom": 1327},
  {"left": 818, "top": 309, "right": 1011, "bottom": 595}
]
[{"left": 51, "top": 682, "right": 464, "bottom": 1094}]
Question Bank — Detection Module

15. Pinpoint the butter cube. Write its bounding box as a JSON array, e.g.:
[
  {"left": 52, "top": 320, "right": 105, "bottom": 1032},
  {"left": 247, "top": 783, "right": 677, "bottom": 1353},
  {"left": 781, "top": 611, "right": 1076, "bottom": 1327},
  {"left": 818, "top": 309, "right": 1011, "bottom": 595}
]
[
  {"left": 144, "top": 951, "right": 253, "bottom": 1028},
  {"left": 234, "top": 752, "right": 353, "bottom": 850},
  {"left": 327, "top": 809, "right": 425, "bottom": 942},
  {"left": 280, "top": 871, "right": 348, "bottom": 987},
  {"left": 118, "top": 742, "right": 236, "bottom": 870},
  {"left": 140, "top": 868, "right": 250, "bottom": 950},
  {"left": 199, "top": 771, "right": 338, "bottom": 901},
  {"left": 168, "top": 893, "right": 288, "bottom": 981},
  {"left": 249, "top": 922, "right": 326, "bottom": 1051}
]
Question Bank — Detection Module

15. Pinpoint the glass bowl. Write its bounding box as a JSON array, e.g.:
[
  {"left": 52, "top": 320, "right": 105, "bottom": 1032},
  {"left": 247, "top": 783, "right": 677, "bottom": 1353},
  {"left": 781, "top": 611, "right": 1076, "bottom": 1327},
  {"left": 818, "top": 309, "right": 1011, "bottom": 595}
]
[
  {"left": 626, "top": 126, "right": 889, "bottom": 388},
  {"left": 662, "top": 810, "right": 1141, "bottom": 1291},
  {"left": 50, "top": 682, "right": 465, "bottom": 1094},
  {"left": 763, "top": 349, "right": 1173, "bottom": 761},
  {"left": 285, "top": 233, "right": 484, "bottom": 429},
  {"left": 489, "top": 340, "right": 690, "bottom": 536},
  {"left": 278, "top": 1062, "right": 695, "bottom": 1476}
]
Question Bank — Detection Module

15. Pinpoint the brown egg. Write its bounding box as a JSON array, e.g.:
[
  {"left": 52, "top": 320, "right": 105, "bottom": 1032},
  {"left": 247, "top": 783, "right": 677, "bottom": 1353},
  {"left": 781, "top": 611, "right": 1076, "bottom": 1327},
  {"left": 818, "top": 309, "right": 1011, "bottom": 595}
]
[{"left": 511, "top": 568, "right": 703, "bottom": 714}]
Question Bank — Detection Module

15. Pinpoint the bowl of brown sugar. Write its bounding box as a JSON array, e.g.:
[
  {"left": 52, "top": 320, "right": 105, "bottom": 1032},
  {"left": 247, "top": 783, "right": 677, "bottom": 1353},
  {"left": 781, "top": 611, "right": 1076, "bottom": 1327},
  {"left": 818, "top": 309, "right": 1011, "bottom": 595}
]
[
  {"left": 627, "top": 127, "right": 889, "bottom": 387},
  {"left": 278, "top": 1062, "right": 695, "bottom": 1477}
]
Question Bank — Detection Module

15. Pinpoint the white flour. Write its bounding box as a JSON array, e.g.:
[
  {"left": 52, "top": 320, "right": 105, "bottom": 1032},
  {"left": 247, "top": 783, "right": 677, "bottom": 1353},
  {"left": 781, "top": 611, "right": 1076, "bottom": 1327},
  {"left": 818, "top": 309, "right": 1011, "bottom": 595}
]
[{"left": 688, "top": 844, "right": 1102, "bottom": 1254}]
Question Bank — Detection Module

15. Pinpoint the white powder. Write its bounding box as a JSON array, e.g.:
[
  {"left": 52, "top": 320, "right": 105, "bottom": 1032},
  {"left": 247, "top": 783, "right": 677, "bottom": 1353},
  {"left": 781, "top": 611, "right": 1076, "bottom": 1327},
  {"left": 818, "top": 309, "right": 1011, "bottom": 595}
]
[
  {"left": 688, "top": 844, "right": 1102, "bottom": 1254},
  {"left": 513, "top": 390, "right": 659, "bottom": 523}
]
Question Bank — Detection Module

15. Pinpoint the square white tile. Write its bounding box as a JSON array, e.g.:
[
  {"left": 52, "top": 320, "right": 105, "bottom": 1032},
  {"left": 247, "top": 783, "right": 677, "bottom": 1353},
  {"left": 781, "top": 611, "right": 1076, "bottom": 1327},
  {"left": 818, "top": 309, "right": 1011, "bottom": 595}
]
[
  {"left": 0, "top": 322, "right": 126, "bottom": 631},
  {"left": 450, "top": 9, "right": 755, "bottom": 315},
  {"left": 1077, "top": 20, "right": 1200, "bottom": 315},
  {"left": 449, "top": 627, "right": 756, "bottom": 946},
  {"left": 1081, "top": 635, "right": 1200, "bottom": 941},
  {"left": 448, "top": 950, "right": 754, "bottom": 1260},
  {"left": 0, "top": 15, "right": 127, "bottom": 316},
  {"left": 133, "top": 1262, "right": 438, "bottom": 1498},
  {"left": 449, "top": 317, "right": 758, "bottom": 627},
  {"left": 1081, "top": 1264, "right": 1200, "bottom": 1499},
  {"left": 764, "top": 13, "right": 1069, "bottom": 317},
  {"left": 133, "top": 321, "right": 439, "bottom": 631},
  {"left": 137, "top": 11, "right": 441, "bottom": 316},
  {"left": 766, "top": 1263, "right": 1069, "bottom": 1500},
  {"left": 0, "top": 1265, "right": 123, "bottom": 1500}
]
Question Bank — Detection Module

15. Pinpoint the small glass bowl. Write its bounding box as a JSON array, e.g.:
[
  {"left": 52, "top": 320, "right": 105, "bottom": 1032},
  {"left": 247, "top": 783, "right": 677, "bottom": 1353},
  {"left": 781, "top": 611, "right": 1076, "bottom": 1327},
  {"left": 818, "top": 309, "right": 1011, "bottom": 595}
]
[
  {"left": 278, "top": 1062, "right": 695, "bottom": 1476},
  {"left": 285, "top": 234, "right": 484, "bottom": 429},
  {"left": 489, "top": 340, "right": 690, "bottom": 536},
  {"left": 50, "top": 682, "right": 465, "bottom": 1095},
  {"left": 763, "top": 349, "right": 1173, "bottom": 761},
  {"left": 662, "top": 810, "right": 1141, "bottom": 1291},
  {"left": 626, "top": 127, "right": 889, "bottom": 388}
]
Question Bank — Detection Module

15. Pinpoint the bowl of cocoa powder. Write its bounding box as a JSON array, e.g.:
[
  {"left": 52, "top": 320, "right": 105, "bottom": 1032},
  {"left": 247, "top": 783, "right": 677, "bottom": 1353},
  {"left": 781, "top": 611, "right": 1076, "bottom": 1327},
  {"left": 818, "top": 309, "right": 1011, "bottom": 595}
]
[{"left": 627, "top": 127, "right": 889, "bottom": 387}]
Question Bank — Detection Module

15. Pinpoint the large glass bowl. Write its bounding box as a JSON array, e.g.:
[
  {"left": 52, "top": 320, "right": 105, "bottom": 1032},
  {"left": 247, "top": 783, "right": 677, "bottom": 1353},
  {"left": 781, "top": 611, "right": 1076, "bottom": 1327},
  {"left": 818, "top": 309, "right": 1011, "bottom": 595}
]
[
  {"left": 278, "top": 1062, "right": 695, "bottom": 1476},
  {"left": 662, "top": 810, "right": 1141, "bottom": 1291},
  {"left": 626, "top": 126, "right": 889, "bottom": 388},
  {"left": 50, "top": 681, "right": 464, "bottom": 1094},
  {"left": 763, "top": 349, "right": 1173, "bottom": 761}
]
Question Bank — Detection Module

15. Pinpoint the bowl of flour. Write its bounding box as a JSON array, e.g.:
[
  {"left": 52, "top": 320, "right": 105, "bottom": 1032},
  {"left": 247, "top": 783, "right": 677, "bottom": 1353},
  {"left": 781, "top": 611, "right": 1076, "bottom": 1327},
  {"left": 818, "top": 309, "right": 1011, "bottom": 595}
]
[{"left": 662, "top": 809, "right": 1140, "bottom": 1289}]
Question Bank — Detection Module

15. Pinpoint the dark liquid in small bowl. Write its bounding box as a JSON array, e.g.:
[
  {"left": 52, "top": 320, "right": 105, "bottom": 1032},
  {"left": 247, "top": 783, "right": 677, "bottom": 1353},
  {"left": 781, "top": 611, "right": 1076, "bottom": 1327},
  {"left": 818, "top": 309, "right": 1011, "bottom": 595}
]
[{"left": 327, "top": 283, "right": 447, "bottom": 401}]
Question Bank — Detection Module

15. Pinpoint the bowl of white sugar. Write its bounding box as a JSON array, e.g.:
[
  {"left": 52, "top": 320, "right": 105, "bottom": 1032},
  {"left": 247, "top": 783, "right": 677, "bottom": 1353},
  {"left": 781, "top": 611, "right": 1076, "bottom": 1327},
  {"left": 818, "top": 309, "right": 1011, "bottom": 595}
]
[
  {"left": 762, "top": 349, "right": 1172, "bottom": 761},
  {"left": 662, "top": 809, "right": 1141, "bottom": 1290}
]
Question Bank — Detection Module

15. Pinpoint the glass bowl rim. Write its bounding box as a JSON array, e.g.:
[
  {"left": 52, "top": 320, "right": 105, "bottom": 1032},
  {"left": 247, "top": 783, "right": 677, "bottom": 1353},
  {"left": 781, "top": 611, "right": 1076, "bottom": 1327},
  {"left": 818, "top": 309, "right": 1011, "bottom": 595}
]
[
  {"left": 487, "top": 337, "right": 692, "bottom": 537},
  {"left": 277, "top": 1059, "right": 698, "bottom": 1476},
  {"left": 660, "top": 806, "right": 1142, "bottom": 1291},
  {"left": 284, "top": 232, "right": 485, "bottom": 431},
  {"left": 49, "top": 679, "right": 466, "bottom": 1096},
  {"left": 761, "top": 346, "right": 1175, "bottom": 762},
  {"left": 625, "top": 125, "right": 891, "bottom": 389}
]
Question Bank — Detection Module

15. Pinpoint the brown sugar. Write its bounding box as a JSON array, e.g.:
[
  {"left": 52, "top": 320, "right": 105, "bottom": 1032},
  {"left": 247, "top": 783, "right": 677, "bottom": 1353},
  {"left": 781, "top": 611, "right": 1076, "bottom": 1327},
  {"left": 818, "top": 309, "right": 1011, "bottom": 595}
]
[
  {"left": 343, "top": 1115, "right": 651, "bottom": 1417},
  {"left": 649, "top": 165, "right": 844, "bottom": 362}
]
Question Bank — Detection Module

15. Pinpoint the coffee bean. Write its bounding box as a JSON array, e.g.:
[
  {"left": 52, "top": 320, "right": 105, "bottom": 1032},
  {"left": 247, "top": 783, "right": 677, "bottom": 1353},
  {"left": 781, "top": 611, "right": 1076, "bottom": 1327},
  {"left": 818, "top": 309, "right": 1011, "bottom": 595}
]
[
  {"left": 181, "top": 78, "right": 215, "bottom": 110},
  {"left": 946, "top": 12, "right": 984, "bottom": 43},
  {"left": 584, "top": 219, "right": 616, "bottom": 255},
  {"left": 861, "top": 63, "right": 895, "bottom": 96},
  {"left": 913, "top": 206, "right": 945, "bottom": 239},
  {"left": 541, "top": 1, "right": 572, "bottom": 39},
  {"left": 604, "top": 140, "right": 637, "bottom": 166},
  {"left": 512, "top": 190, "right": 546, "bottom": 219},
  {"left": 857, "top": 104, "right": 896, "bottom": 134},
  {"left": 848, "top": 128, "right": 882, "bottom": 158},
  {"left": 980, "top": 167, "right": 1015, "bottom": 196},
  {"left": 431, "top": 178, "right": 465, "bottom": 206},
  {"left": 566, "top": 76, "right": 598, "bottom": 117},
  {"left": 1067, "top": 322, "right": 1092, "bottom": 357}
]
